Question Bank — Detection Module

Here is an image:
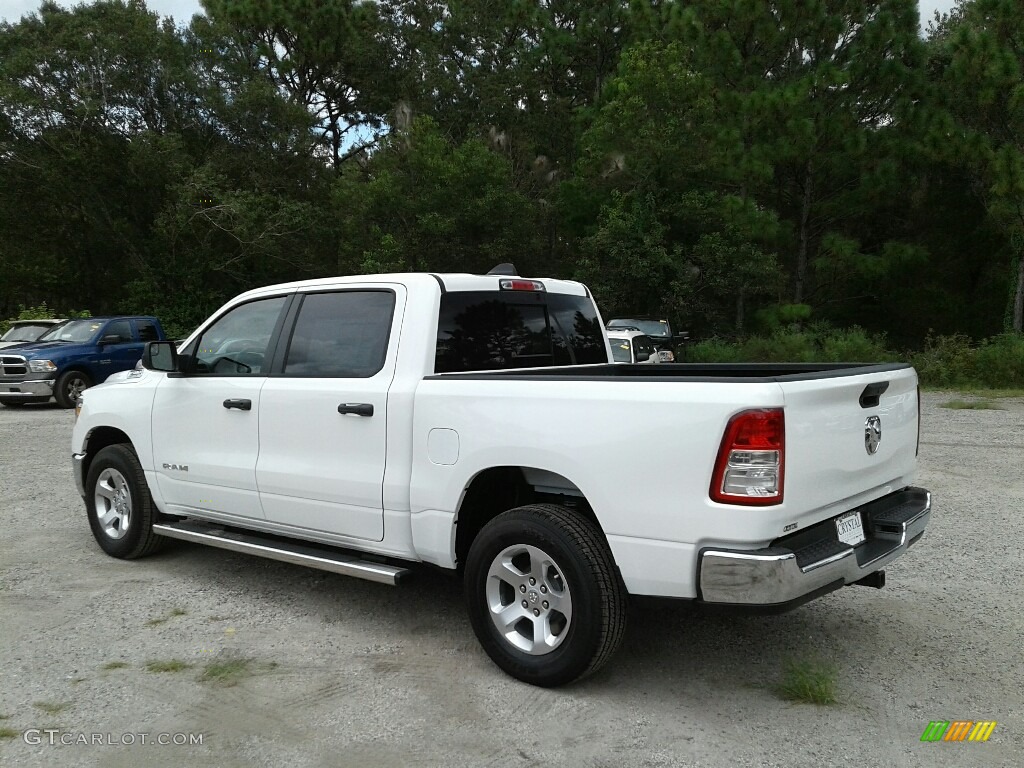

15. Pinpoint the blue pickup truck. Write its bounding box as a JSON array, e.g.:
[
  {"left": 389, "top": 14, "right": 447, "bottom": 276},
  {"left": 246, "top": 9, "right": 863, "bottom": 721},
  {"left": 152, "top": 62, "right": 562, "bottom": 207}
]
[{"left": 0, "top": 316, "right": 166, "bottom": 408}]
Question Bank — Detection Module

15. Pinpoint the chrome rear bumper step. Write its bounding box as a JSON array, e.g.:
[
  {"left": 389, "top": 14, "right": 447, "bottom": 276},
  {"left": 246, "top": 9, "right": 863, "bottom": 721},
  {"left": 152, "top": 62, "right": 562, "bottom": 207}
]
[{"left": 152, "top": 520, "right": 412, "bottom": 585}]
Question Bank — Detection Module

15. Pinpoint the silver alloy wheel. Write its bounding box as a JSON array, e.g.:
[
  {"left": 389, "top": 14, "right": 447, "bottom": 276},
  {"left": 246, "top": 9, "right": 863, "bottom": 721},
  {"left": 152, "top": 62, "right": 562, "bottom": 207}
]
[
  {"left": 65, "top": 375, "right": 88, "bottom": 402},
  {"left": 485, "top": 543, "right": 573, "bottom": 655},
  {"left": 94, "top": 468, "right": 132, "bottom": 540}
]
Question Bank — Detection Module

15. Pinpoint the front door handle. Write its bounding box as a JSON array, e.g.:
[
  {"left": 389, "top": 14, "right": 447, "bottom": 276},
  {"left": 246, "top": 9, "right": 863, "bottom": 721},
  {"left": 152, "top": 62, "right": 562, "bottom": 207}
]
[
  {"left": 337, "top": 403, "right": 374, "bottom": 417},
  {"left": 223, "top": 398, "right": 252, "bottom": 411}
]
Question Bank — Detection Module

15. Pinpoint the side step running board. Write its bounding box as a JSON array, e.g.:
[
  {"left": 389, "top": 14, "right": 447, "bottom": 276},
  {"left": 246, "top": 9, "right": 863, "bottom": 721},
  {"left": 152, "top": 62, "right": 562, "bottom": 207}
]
[{"left": 152, "top": 520, "right": 412, "bottom": 586}]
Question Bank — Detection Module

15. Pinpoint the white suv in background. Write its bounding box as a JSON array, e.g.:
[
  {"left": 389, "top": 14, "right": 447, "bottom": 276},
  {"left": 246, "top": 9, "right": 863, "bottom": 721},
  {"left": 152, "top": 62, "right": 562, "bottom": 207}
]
[{"left": 606, "top": 328, "right": 662, "bottom": 364}]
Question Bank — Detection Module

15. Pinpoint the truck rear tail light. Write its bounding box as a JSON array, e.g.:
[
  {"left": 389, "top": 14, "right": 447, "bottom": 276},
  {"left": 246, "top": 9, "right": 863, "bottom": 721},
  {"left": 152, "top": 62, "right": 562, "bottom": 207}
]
[
  {"left": 710, "top": 409, "right": 785, "bottom": 506},
  {"left": 499, "top": 279, "right": 545, "bottom": 292}
]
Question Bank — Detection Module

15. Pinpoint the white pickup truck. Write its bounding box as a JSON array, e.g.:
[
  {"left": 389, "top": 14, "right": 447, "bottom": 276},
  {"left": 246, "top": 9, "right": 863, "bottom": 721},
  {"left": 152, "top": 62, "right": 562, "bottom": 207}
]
[{"left": 71, "top": 269, "right": 930, "bottom": 687}]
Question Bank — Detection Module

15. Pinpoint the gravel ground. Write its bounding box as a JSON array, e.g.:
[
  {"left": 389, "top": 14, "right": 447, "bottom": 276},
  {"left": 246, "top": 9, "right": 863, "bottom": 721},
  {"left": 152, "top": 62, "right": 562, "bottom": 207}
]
[{"left": 1, "top": 391, "right": 1022, "bottom": 767}]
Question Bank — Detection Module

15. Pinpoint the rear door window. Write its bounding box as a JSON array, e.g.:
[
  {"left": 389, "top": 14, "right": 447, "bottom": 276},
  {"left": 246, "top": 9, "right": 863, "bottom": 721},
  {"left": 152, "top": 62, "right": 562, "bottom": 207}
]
[{"left": 282, "top": 291, "right": 396, "bottom": 378}]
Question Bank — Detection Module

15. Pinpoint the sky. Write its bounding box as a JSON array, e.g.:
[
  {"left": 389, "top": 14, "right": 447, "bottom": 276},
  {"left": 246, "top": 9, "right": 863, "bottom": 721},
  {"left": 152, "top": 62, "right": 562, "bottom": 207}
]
[
  {"left": 2, "top": 0, "right": 959, "bottom": 27},
  {"left": 1, "top": 0, "right": 204, "bottom": 25}
]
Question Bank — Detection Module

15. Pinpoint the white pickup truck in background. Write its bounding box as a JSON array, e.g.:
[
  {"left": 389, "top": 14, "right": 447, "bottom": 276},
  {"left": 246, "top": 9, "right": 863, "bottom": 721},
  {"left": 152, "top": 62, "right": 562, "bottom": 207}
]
[{"left": 71, "top": 268, "right": 931, "bottom": 686}]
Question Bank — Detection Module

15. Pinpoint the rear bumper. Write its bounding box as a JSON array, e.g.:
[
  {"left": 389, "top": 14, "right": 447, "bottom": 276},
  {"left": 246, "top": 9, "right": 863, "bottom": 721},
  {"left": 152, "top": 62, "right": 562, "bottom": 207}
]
[
  {"left": 0, "top": 379, "right": 55, "bottom": 398},
  {"left": 698, "top": 487, "right": 930, "bottom": 609}
]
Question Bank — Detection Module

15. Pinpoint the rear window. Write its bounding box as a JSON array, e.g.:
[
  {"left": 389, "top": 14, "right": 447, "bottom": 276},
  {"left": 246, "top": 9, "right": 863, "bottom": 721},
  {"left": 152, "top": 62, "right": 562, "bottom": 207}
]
[{"left": 435, "top": 291, "right": 607, "bottom": 373}]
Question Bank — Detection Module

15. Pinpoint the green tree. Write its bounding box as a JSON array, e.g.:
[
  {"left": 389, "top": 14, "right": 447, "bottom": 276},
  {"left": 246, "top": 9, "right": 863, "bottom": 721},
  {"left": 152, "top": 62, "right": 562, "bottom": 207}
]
[
  {"left": 658, "top": 0, "right": 926, "bottom": 308},
  {"left": 0, "top": 0, "right": 196, "bottom": 315},
  {"left": 200, "top": 0, "right": 401, "bottom": 172},
  {"left": 569, "top": 40, "right": 783, "bottom": 334},
  {"left": 934, "top": 0, "right": 1024, "bottom": 331},
  {"left": 333, "top": 117, "right": 542, "bottom": 276}
]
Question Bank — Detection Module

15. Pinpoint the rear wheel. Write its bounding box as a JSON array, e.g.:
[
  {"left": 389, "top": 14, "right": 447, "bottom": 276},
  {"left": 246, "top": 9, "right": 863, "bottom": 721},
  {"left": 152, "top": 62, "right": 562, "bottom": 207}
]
[
  {"left": 85, "top": 444, "right": 165, "bottom": 559},
  {"left": 464, "top": 503, "right": 627, "bottom": 687},
  {"left": 54, "top": 370, "right": 92, "bottom": 408}
]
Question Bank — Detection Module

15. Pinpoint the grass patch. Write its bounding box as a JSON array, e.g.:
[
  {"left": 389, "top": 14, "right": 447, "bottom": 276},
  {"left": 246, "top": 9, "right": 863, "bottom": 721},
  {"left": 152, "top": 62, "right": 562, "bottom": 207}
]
[
  {"left": 145, "top": 659, "right": 192, "bottom": 674},
  {"left": 959, "top": 387, "right": 1024, "bottom": 399},
  {"left": 0, "top": 727, "right": 17, "bottom": 739},
  {"left": 940, "top": 399, "right": 1003, "bottom": 410},
  {"left": 198, "top": 656, "right": 276, "bottom": 688},
  {"left": 101, "top": 661, "right": 129, "bottom": 670},
  {"left": 775, "top": 659, "right": 838, "bottom": 705},
  {"left": 33, "top": 701, "right": 69, "bottom": 715}
]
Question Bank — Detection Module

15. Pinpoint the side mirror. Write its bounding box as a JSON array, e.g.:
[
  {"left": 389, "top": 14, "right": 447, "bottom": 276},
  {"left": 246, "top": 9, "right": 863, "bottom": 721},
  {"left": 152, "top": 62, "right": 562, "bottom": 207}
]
[
  {"left": 142, "top": 341, "right": 179, "bottom": 372},
  {"left": 100, "top": 334, "right": 124, "bottom": 345},
  {"left": 635, "top": 350, "right": 651, "bottom": 362}
]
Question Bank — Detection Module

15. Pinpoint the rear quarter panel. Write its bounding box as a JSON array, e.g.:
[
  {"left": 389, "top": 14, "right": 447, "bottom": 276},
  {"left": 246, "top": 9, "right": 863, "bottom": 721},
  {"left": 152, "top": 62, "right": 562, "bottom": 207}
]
[
  {"left": 410, "top": 367, "right": 920, "bottom": 562},
  {"left": 410, "top": 377, "right": 787, "bottom": 548}
]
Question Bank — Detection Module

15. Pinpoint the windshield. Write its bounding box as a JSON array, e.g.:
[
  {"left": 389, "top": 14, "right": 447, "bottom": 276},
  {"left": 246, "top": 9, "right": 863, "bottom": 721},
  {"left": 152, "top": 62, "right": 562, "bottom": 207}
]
[
  {"left": 610, "top": 339, "right": 632, "bottom": 362},
  {"left": 39, "top": 319, "right": 104, "bottom": 343},
  {"left": 1, "top": 323, "right": 55, "bottom": 342},
  {"left": 608, "top": 319, "right": 671, "bottom": 339}
]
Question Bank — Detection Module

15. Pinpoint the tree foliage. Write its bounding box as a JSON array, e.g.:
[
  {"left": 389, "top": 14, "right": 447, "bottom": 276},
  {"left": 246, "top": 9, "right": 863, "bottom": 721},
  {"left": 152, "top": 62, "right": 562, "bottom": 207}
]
[{"left": 0, "top": 0, "right": 1021, "bottom": 343}]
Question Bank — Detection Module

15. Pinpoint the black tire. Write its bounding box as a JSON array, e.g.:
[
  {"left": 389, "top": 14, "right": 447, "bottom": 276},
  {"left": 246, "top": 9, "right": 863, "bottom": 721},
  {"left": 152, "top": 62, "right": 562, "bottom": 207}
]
[
  {"left": 464, "top": 503, "right": 627, "bottom": 687},
  {"left": 0, "top": 397, "right": 49, "bottom": 407},
  {"left": 54, "top": 370, "right": 92, "bottom": 408},
  {"left": 85, "top": 444, "right": 165, "bottom": 559}
]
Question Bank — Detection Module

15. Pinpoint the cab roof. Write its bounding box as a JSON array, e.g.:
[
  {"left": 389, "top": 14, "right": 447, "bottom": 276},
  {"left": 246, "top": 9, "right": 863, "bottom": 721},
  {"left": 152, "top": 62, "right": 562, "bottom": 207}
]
[{"left": 236, "top": 272, "right": 590, "bottom": 301}]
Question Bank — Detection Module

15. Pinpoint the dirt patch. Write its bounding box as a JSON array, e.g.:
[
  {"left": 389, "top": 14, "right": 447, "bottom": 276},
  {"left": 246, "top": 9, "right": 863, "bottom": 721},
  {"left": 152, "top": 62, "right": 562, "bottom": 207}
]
[{"left": 0, "top": 394, "right": 1021, "bottom": 766}]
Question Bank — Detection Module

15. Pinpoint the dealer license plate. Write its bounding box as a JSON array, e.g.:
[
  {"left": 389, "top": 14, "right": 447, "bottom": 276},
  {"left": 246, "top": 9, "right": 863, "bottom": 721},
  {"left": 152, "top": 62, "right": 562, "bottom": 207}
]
[{"left": 835, "top": 510, "right": 866, "bottom": 547}]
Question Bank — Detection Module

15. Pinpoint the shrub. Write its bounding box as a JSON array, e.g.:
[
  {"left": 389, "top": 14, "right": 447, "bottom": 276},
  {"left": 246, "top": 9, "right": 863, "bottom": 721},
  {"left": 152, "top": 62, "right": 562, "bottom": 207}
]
[
  {"left": 687, "top": 326, "right": 894, "bottom": 365},
  {"left": 819, "top": 327, "right": 897, "bottom": 363},
  {"left": 974, "top": 333, "right": 1024, "bottom": 388},
  {"left": 685, "top": 338, "right": 745, "bottom": 363},
  {"left": 909, "top": 334, "right": 977, "bottom": 388},
  {"left": 1, "top": 303, "right": 91, "bottom": 335}
]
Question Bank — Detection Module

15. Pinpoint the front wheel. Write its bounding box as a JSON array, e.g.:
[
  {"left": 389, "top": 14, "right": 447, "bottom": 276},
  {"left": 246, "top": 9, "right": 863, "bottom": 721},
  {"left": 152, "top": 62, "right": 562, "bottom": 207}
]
[
  {"left": 85, "top": 444, "right": 165, "bottom": 559},
  {"left": 464, "top": 504, "right": 627, "bottom": 687},
  {"left": 54, "top": 370, "right": 92, "bottom": 408}
]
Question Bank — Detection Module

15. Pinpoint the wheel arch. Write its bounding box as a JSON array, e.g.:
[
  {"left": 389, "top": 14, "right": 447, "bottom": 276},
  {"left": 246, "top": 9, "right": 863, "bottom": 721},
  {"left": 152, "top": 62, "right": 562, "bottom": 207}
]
[
  {"left": 81, "top": 426, "right": 134, "bottom": 487},
  {"left": 58, "top": 365, "right": 95, "bottom": 382},
  {"left": 453, "top": 465, "right": 605, "bottom": 568}
]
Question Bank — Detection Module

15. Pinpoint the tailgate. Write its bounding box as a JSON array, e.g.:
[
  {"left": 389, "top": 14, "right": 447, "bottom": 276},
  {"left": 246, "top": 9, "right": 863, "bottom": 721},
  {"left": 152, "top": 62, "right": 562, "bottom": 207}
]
[{"left": 779, "top": 365, "right": 919, "bottom": 522}]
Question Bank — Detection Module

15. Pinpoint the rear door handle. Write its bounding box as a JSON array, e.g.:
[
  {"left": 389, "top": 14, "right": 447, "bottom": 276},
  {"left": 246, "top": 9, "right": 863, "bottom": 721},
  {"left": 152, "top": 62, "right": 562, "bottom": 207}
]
[
  {"left": 337, "top": 403, "right": 374, "bottom": 417},
  {"left": 223, "top": 399, "right": 252, "bottom": 411}
]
